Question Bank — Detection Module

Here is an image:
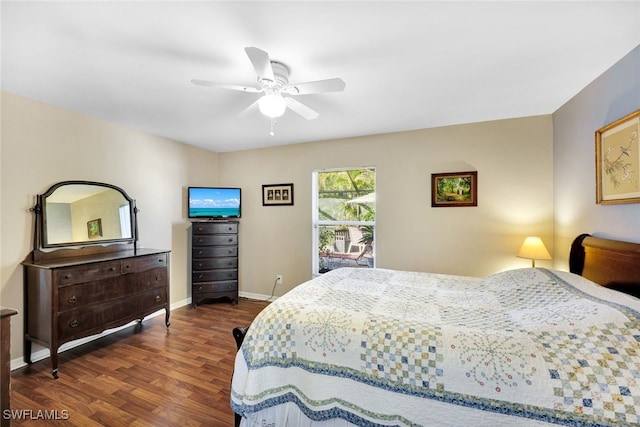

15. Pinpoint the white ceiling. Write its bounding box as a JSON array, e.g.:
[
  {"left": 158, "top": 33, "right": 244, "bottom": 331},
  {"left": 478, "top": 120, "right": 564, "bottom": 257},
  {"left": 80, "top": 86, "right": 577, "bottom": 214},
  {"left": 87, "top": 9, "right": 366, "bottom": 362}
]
[{"left": 2, "top": 1, "right": 639, "bottom": 153}]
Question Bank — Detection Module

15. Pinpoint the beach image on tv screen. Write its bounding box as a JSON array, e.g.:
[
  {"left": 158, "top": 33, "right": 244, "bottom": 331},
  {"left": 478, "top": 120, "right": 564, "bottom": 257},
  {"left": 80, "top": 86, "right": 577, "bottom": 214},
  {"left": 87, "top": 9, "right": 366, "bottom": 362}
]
[{"left": 189, "top": 188, "right": 240, "bottom": 217}]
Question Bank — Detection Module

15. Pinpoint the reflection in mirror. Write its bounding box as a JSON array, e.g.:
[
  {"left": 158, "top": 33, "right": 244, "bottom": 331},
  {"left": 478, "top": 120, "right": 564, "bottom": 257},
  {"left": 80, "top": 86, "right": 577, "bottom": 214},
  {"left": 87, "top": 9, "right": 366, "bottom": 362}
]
[{"left": 42, "top": 183, "right": 134, "bottom": 247}]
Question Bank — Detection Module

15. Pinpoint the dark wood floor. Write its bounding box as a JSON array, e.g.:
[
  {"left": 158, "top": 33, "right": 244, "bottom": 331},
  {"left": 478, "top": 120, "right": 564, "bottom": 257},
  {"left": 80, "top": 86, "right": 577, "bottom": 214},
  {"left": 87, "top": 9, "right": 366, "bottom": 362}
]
[{"left": 9, "top": 298, "right": 269, "bottom": 426}]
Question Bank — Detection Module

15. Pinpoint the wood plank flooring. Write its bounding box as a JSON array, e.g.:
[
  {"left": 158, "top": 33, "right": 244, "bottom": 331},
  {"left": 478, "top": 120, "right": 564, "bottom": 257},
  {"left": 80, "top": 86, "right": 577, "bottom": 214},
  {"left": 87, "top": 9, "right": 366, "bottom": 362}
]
[{"left": 8, "top": 298, "right": 270, "bottom": 426}]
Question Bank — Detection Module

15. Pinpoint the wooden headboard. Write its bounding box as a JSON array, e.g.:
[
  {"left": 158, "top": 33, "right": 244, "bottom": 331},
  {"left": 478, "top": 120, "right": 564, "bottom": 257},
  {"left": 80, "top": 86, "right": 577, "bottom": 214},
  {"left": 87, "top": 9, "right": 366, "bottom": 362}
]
[{"left": 570, "top": 233, "right": 640, "bottom": 298}]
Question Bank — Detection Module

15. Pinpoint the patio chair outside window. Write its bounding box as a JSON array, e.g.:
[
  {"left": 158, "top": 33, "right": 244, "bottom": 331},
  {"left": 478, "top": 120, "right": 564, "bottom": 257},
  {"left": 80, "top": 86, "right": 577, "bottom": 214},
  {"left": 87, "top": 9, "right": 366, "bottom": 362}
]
[{"left": 347, "top": 226, "right": 366, "bottom": 254}]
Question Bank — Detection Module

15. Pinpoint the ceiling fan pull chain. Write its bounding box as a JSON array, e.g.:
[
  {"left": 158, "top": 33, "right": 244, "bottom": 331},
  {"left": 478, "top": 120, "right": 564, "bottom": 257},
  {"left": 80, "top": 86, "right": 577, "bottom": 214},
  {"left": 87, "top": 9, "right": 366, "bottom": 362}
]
[{"left": 269, "top": 118, "right": 276, "bottom": 136}]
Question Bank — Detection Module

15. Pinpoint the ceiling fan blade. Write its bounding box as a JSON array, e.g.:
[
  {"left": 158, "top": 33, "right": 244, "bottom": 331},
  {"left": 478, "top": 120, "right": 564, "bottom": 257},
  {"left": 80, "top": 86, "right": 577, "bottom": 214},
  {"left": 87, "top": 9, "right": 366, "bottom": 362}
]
[
  {"left": 238, "top": 98, "right": 260, "bottom": 118},
  {"left": 285, "top": 97, "right": 319, "bottom": 120},
  {"left": 285, "top": 78, "right": 346, "bottom": 95},
  {"left": 244, "top": 47, "right": 275, "bottom": 82},
  {"left": 191, "top": 79, "right": 262, "bottom": 93}
]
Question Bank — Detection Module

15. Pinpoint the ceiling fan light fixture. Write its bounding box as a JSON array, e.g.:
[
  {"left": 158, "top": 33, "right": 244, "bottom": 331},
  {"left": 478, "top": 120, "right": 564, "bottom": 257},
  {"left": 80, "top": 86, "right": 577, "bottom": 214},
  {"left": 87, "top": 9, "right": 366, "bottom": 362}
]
[{"left": 258, "top": 93, "right": 287, "bottom": 118}]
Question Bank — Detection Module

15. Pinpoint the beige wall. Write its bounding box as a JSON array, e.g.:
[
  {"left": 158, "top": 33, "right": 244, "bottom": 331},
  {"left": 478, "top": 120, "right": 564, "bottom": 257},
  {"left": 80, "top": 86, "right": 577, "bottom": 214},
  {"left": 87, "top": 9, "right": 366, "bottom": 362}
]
[
  {"left": 0, "top": 92, "right": 555, "bottom": 366},
  {"left": 220, "top": 115, "right": 554, "bottom": 297},
  {"left": 1, "top": 91, "right": 219, "bottom": 362},
  {"left": 553, "top": 44, "right": 640, "bottom": 263}
]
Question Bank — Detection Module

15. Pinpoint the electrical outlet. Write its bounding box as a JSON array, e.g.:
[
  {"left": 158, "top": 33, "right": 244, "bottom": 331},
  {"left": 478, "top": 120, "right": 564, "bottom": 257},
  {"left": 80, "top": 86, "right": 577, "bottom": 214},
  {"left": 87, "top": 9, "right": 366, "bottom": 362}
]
[{"left": 276, "top": 274, "right": 283, "bottom": 285}]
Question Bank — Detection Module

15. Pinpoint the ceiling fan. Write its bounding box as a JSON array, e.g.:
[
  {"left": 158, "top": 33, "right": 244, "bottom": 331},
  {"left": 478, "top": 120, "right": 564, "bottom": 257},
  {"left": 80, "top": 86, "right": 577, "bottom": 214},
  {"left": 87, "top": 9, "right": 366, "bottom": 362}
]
[{"left": 191, "top": 47, "right": 346, "bottom": 134}]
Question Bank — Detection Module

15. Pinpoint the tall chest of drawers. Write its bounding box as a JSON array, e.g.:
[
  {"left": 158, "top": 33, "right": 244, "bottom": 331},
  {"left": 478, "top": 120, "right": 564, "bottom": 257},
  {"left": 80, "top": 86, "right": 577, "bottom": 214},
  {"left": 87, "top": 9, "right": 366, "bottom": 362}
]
[
  {"left": 22, "top": 248, "right": 170, "bottom": 378},
  {"left": 191, "top": 221, "right": 239, "bottom": 307}
]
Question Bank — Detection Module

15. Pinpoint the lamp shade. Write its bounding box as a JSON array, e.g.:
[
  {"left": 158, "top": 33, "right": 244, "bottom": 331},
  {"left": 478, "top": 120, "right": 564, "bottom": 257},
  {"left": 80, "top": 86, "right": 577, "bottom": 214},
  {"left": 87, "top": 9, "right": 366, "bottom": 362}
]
[
  {"left": 258, "top": 94, "right": 287, "bottom": 118},
  {"left": 517, "top": 236, "right": 551, "bottom": 267}
]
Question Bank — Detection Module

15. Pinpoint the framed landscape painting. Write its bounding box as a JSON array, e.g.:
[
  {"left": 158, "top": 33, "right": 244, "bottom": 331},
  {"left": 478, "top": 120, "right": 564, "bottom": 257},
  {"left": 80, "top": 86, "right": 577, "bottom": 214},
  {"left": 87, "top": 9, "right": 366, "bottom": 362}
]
[
  {"left": 596, "top": 110, "right": 640, "bottom": 205},
  {"left": 431, "top": 171, "right": 477, "bottom": 207}
]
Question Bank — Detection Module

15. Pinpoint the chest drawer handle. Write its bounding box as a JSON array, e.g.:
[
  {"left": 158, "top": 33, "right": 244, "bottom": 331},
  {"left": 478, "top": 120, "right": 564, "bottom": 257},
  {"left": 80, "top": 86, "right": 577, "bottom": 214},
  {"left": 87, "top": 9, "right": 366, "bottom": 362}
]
[
  {"left": 68, "top": 295, "right": 77, "bottom": 304},
  {"left": 70, "top": 320, "right": 79, "bottom": 328},
  {"left": 155, "top": 295, "right": 161, "bottom": 303},
  {"left": 156, "top": 275, "right": 163, "bottom": 281},
  {"left": 64, "top": 274, "right": 73, "bottom": 280},
  {"left": 197, "top": 251, "right": 203, "bottom": 256},
  {"left": 228, "top": 238, "right": 234, "bottom": 243},
  {"left": 158, "top": 258, "right": 164, "bottom": 263},
  {"left": 124, "top": 264, "right": 132, "bottom": 270},
  {"left": 198, "top": 238, "right": 204, "bottom": 244},
  {"left": 197, "top": 274, "right": 203, "bottom": 279},
  {"left": 228, "top": 249, "right": 234, "bottom": 254},
  {"left": 110, "top": 267, "right": 116, "bottom": 271}
]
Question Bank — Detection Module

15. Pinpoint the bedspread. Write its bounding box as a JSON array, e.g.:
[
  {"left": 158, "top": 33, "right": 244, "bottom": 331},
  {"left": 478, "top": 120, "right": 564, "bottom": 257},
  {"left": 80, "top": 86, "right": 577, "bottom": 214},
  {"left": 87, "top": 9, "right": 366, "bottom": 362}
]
[{"left": 231, "top": 268, "right": 640, "bottom": 426}]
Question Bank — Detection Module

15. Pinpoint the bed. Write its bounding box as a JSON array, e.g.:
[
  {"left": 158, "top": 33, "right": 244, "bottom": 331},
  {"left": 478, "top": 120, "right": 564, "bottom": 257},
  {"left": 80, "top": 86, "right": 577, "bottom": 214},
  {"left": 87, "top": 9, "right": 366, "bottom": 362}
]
[{"left": 231, "top": 234, "right": 640, "bottom": 426}]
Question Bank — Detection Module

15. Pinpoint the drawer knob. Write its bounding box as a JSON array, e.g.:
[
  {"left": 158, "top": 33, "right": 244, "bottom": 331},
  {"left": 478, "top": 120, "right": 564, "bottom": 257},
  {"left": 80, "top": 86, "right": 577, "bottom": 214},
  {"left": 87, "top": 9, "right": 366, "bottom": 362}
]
[
  {"left": 198, "top": 274, "right": 203, "bottom": 279},
  {"left": 198, "top": 238, "right": 203, "bottom": 243},
  {"left": 64, "top": 274, "right": 72, "bottom": 279},
  {"left": 158, "top": 258, "right": 164, "bottom": 263},
  {"left": 70, "top": 320, "right": 79, "bottom": 328},
  {"left": 228, "top": 238, "right": 233, "bottom": 243},
  {"left": 197, "top": 263, "right": 203, "bottom": 268},
  {"left": 155, "top": 295, "right": 161, "bottom": 303},
  {"left": 156, "top": 275, "right": 163, "bottom": 281},
  {"left": 228, "top": 249, "right": 234, "bottom": 254},
  {"left": 68, "top": 295, "right": 77, "bottom": 304},
  {"left": 125, "top": 264, "right": 132, "bottom": 269}
]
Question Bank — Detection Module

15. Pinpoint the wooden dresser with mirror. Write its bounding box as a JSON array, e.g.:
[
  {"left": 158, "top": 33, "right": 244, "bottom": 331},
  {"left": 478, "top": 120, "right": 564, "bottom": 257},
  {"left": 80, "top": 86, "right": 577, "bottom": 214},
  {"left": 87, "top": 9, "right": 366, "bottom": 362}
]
[{"left": 22, "top": 181, "right": 170, "bottom": 378}]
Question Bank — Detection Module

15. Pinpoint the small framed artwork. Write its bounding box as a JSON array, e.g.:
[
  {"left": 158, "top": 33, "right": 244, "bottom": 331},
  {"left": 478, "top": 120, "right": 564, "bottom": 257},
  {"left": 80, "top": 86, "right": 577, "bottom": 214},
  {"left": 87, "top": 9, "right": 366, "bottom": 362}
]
[
  {"left": 262, "top": 183, "right": 294, "bottom": 206},
  {"left": 596, "top": 109, "right": 640, "bottom": 205},
  {"left": 431, "top": 171, "right": 478, "bottom": 207},
  {"left": 87, "top": 218, "right": 103, "bottom": 238}
]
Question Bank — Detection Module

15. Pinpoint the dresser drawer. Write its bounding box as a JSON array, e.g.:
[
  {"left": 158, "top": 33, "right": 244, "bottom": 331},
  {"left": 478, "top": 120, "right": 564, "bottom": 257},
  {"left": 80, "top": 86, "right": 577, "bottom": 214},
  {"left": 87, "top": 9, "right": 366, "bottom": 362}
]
[
  {"left": 193, "top": 235, "right": 237, "bottom": 246},
  {"left": 192, "top": 222, "right": 238, "bottom": 235},
  {"left": 54, "top": 261, "right": 121, "bottom": 286},
  {"left": 121, "top": 253, "right": 168, "bottom": 274},
  {"left": 193, "top": 257, "right": 237, "bottom": 270},
  {"left": 137, "top": 267, "right": 168, "bottom": 291},
  {"left": 193, "top": 281, "right": 238, "bottom": 294},
  {"left": 192, "top": 246, "right": 238, "bottom": 258},
  {"left": 193, "top": 269, "right": 237, "bottom": 282},
  {"left": 58, "top": 288, "right": 167, "bottom": 340},
  {"left": 137, "top": 287, "right": 168, "bottom": 312},
  {"left": 58, "top": 276, "right": 126, "bottom": 311}
]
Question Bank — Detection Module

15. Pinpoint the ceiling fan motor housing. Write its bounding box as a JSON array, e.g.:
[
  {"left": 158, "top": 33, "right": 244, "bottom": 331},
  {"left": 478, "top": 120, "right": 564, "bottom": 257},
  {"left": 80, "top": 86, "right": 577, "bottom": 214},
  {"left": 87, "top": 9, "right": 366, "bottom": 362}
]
[{"left": 261, "top": 61, "right": 291, "bottom": 93}]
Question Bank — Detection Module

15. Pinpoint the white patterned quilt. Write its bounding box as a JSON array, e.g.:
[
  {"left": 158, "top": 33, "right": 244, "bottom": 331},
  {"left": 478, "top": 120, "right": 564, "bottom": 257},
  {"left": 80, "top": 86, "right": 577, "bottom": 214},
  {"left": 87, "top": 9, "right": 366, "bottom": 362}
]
[{"left": 231, "top": 268, "right": 640, "bottom": 426}]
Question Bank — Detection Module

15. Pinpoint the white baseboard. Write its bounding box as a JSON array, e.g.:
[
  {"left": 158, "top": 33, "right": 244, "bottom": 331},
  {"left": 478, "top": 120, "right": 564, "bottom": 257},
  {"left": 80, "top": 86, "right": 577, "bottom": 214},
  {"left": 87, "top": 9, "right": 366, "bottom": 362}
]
[{"left": 239, "top": 291, "right": 278, "bottom": 302}]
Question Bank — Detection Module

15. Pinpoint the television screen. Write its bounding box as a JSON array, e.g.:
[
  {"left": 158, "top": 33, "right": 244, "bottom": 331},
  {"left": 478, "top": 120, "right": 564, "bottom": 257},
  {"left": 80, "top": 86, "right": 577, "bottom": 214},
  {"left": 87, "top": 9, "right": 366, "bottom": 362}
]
[{"left": 188, "top": 187, "right": 241, "bottom": 219}]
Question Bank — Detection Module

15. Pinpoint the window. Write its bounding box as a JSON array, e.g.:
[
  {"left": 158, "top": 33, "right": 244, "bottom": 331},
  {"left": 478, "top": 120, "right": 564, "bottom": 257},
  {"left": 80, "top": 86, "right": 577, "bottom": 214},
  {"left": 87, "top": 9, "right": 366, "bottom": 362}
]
[{"left": 312, "top": 168, "right": 375, "bottom": 274}]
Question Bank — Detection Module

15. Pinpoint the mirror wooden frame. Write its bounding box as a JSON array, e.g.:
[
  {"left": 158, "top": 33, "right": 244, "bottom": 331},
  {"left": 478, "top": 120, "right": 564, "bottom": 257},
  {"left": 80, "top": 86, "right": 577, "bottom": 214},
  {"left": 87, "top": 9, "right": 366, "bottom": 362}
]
[{"left": 30, "top": 181, "right": 138, "bottom": 261}]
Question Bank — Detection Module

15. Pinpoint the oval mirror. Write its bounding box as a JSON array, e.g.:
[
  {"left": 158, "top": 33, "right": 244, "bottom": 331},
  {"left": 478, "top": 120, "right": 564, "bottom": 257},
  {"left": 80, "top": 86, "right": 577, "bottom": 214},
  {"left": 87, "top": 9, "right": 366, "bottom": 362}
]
[{"left": 40, "top": 181, "right": 136, "bottom": 248}]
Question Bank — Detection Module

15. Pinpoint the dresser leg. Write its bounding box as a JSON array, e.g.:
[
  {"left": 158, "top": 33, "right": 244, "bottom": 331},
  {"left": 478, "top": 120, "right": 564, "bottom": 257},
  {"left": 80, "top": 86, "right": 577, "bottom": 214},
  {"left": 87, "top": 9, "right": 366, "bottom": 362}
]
[
  {"left": 164, "top": 307, "right": 171, "bottom": 327},
  {"left": 50, "top": 349, "right": 59, "bottom": 379}
]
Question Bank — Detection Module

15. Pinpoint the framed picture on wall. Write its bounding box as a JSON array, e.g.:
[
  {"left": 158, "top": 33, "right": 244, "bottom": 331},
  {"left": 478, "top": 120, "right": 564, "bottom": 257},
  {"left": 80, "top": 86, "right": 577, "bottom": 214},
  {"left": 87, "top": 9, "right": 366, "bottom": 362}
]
[
  {"left": 431, "top": 171, "right": 478, "bottom": 207},
  {"left": 87, "top": 218, "right": 103, "bottom": 238},
  {"left": 262, "top": 183, "right": 294, "bottom": 206},
  {"left": 596, "top": 110, "right": 640, "bottom": 205}
]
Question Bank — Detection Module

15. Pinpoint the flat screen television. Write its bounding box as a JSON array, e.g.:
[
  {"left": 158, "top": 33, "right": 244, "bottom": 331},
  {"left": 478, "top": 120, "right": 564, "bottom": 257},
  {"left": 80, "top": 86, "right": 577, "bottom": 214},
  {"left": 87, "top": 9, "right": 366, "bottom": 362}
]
[{"left": 188, "top": 187, "right": 241, "bottom": 219}]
